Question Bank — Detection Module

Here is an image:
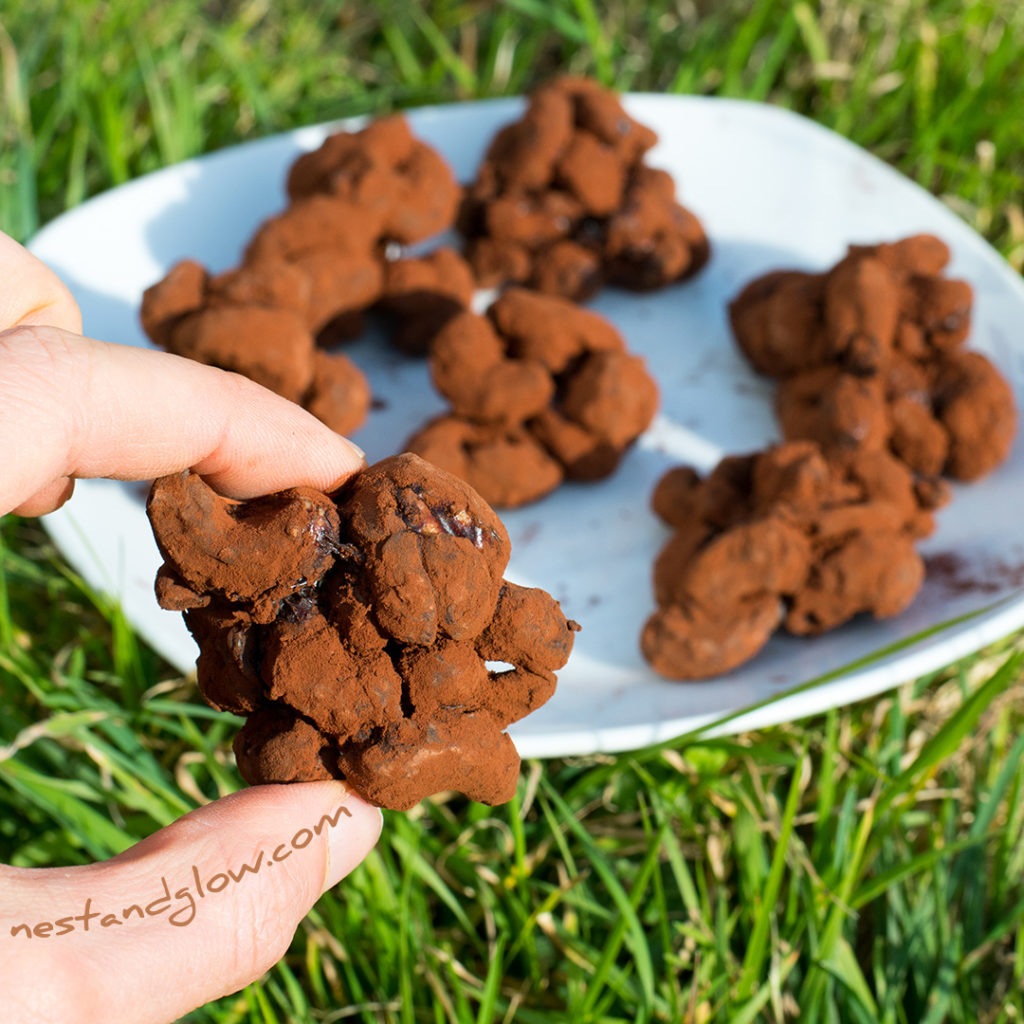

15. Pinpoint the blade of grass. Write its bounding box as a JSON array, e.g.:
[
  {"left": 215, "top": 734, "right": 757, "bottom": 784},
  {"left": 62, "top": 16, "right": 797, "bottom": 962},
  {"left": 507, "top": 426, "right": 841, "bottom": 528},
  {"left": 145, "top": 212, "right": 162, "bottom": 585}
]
[
  {"left": 540, "top": 777, "right": 656, "bottom": 1021},
  {"left": 736, "top": 752, "right": 805, "bottom": 1000}
]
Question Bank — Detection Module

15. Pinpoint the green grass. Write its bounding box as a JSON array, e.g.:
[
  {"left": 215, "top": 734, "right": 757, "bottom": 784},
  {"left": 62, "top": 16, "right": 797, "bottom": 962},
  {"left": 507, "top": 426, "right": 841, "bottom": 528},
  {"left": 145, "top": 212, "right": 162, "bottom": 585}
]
[{"left": 4, "top": 1, "right": 1024, "bottom": 1021}]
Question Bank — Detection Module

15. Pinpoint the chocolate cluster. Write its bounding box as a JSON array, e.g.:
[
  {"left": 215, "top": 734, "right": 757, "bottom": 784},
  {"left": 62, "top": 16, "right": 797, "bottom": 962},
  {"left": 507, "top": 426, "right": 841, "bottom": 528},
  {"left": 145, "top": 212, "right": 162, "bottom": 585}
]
[
  {"left": 141, "top": 115, "right": 470, "bottom": 432},
  {"left": 378, "top": 246, "right": 475, "bottom": 356},
  {"left": 286, "top": 114, "right": 459, "bottom": 244},
  {"left": 406, "top": 288, "right": 659, "bottom": 507},
  {"left": 458, "top": 77, "right": 710, "bottom": 300},
  {"left": 730, "top": 234, "right": 1016, "bottom": 481},
  {"left": 643, "top": 442, "right": 942, "bottom": 679},
  {"left": 643, "top": 233, "right": 1017, "bottom": 680},
  {"left": 147, "top": 454, "right": 578, "bottom": 811}
]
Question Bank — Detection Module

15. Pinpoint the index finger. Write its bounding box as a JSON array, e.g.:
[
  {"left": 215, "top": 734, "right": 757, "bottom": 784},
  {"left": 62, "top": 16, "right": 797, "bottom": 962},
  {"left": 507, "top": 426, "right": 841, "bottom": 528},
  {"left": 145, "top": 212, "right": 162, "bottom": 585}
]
[{"left": 0, "top": 325, "right": 366, "bottom": 516}]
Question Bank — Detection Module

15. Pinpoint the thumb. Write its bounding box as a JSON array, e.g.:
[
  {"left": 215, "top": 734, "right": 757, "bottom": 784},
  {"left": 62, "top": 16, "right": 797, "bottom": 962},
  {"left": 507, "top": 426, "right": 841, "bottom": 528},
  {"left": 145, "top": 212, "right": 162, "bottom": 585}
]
[{"left": 0, "top": 781, "right": 382, "bottom": 1024}]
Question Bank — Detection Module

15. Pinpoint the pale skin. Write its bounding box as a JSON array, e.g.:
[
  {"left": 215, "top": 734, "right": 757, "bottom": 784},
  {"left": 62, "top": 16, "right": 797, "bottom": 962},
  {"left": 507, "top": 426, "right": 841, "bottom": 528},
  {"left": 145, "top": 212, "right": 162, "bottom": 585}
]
[{"left": 0, "top": 231, "right": 383, "bottom": 1023}]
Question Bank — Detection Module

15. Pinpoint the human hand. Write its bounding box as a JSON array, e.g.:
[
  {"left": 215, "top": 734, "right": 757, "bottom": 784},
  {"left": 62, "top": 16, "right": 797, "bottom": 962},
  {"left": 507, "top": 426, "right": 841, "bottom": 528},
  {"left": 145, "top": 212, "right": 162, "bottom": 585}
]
[{"left": 0, "top": 231, "right": 383, "bottom": 1022}]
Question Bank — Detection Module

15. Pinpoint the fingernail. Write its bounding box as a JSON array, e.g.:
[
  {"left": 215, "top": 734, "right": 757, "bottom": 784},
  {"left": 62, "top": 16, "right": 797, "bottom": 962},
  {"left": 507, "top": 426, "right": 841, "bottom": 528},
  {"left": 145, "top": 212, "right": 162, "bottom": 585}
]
[
  {"left": 322, "top": 790, "right": 383, "bottom": 892},
  {"left": 344, "top": 438, "right": 366, "bottom": 462}
]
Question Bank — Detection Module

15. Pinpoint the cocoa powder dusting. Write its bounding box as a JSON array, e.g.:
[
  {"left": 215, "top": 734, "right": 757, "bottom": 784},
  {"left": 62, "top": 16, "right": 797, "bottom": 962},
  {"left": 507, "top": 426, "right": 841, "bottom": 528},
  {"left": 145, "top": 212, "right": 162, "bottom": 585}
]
[
  {"left": 729, "top": 233, "right": 1016, "bottom": 481},
  {"left": 148, "top": 454, "right": 577, "bottom": 811},
  {"left": 140, "top": 115, "right": 469, "bottom": 434},
  {"left": 407, "top": 288, "right": 659, "bottom": 508},
  {"left": 643, "top": 442, "right": 929, "bottom": 680},
  {"left": 459, "top": 76, "right": 710, "bottom": 300},
  {"left": 645, "top": 232, "right": 1017, "bottom": 681},
  {"left": 923, "top": 552, "right": 1024, "bottom": 596}
]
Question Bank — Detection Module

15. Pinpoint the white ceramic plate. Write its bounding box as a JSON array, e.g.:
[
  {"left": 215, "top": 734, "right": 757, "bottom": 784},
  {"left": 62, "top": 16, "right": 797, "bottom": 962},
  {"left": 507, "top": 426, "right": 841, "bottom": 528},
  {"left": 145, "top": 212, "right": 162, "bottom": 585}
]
[{"left": 29, "top": 96, "right": 1024, "bottom": 758}]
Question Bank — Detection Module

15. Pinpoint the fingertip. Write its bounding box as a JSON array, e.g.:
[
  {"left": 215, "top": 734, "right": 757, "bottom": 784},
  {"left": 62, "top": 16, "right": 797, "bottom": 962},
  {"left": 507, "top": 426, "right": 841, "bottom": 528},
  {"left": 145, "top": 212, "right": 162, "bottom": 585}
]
[
  {"left": 336, "top": 433, "right": 367, "bottom": 468},
  {"left": 10, "top": 476, "right": 75, "bottom": 517},
  {"left": 96, "top": 779, "right": 381, "bottom": 1020},
  {"left": 0, "top": 331, "right": 367, "bottom": 509},
  {"left": 0, "top": 231, "right": 83, "bottom": 334},
  {"left": 323, "top": 434, "right": 367, "bottom": 494},
  {"left": 200, "top": 779, "right": 382, "bottom": 893},
  {"left": 324, "top": 789, "right": 383, "bottom": 891},
  {"left": 189, "top": 368, "right": 367, "bottom": 498},
  {"left": 17, "top": 286, "right": 83, "bottom": 335}
]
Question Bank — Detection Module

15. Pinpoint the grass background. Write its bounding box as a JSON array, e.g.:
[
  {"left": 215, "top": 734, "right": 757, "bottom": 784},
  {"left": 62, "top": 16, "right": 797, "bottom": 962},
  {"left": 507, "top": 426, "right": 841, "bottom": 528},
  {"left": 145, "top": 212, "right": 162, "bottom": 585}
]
[{"left": 3, "top": 1, "right": 1024, "bottom": 1020}]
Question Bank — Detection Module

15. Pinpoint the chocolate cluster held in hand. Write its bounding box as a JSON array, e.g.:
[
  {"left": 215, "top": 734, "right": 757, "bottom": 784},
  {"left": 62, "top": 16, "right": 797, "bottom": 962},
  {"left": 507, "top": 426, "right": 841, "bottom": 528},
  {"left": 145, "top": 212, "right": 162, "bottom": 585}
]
[
  {"left": 459, "top": 77, "right": 710, "bottom": 300},
  {"left": 406, "top": 287, "right": 659, "bottom": 507},
  {"left": 147, "top": 454, "right": 578, "bottom": 811},
  {"left": 141, "top": 115, "right": 469, "bottom": 433},
  {"left": 730, "top": 234, "right": 1016, "bottom": 482},
  {"left": 643, "top": 442, "right": 945, "bottom": 680}
]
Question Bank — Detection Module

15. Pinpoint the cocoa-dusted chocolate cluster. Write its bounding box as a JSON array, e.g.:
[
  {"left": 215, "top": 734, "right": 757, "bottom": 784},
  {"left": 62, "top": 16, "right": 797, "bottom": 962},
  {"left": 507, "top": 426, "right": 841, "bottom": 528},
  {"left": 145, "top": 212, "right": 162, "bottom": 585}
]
[
  {"left": 147, "top": 453, "right": 578, "bottom": 811},
  {"left": 644, "top": 234, "right": 1017, "bottom": 679},
  {"left": 285, "top": 114, "right": 459, "bottom": 244},
  {"left": 406, "top": 287, "right": 659, "bottom": 507},
  {"left": 730, "top": 234, "right": 1016, "bottom": 482},
  {"left": 458, "top": 77, "right": 710, "bottom": 300},
  {"left": 378, "top": 246, "right": 475, "bottom": 356},
  {"left": 141, "top": 115, "right": 470, "bottom": 432},
  {"left": 643, "top": 442, "right": 943, "bottom": 679}
]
